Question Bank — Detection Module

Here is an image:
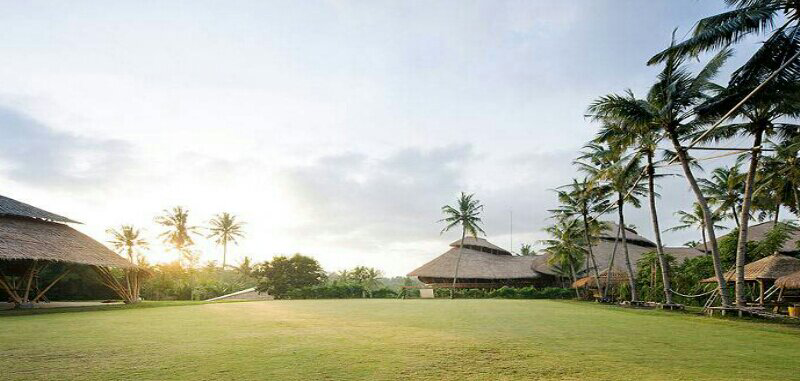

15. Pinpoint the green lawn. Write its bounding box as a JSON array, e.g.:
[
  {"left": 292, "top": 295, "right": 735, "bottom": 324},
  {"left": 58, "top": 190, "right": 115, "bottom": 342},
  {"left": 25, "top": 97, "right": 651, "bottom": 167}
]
[{"left": 2, "top": 300, "right": 799, "bottom": 380}]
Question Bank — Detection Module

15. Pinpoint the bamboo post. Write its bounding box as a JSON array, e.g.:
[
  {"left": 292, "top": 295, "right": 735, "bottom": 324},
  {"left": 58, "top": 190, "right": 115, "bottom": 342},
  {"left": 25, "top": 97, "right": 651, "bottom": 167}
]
[
  {"left": 22, "top": 260, "right": 38, "bottom": 303},
  {"left": 32, "top": 267, "right": 73, "bottom": 303},
  {"left": 0, "top": 272, "right": 21, "bottom": 304},
  {"left": 758, "top": 280, "right": 765, "bottom": 306}
]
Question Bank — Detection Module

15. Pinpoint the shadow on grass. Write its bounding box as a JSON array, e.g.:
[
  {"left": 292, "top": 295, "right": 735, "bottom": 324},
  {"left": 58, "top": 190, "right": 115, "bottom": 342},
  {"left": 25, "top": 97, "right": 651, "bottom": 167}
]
[{"left": 0, "top": 300, "right": 250, "bottom": 317}]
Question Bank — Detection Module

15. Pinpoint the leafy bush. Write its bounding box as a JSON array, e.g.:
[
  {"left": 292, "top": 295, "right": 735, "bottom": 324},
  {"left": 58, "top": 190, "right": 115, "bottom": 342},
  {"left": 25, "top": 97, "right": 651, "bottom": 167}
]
[
  {"left": 433, "top": 286, "right": 574, "bottom": 299},
  {"left": 286, "top": 282, "right": 398, "bottom": 299}
]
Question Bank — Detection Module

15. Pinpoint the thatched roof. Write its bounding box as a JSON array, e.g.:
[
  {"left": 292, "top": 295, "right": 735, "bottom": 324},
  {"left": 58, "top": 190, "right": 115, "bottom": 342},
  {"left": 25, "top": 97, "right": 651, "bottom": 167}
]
[
  {"left": 0, "top": 195, "right": 79, "bottom": 224},
  {"left": 449, "top": 237, "right": 511, "bottom": 255},
  {"left": 597, "top": 222, "right": 655, "bottom": 247},
  {"left": 775, "top": 270, "right": 800, "bottom": 289},
  {"left": 408, "top": 240, "right": 539, "bottom": 280},
  {"left": 700, "top": 253, "right": 800, "bottom": 283},
  {"left": 0, "top": 216, "right": 134, "bottom": 268},
  {"left": 694, "top": 221, "right": 800, "bottom": 253},
  {"left": 572, "top": 268, "right": 629, "bottom": 288}
]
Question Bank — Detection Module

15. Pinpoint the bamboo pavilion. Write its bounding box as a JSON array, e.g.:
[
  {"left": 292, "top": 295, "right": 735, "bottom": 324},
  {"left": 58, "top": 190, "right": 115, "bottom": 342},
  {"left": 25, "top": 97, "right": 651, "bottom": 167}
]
[
  {"left": 407, "top": 237, "right": 551, "bottom": 288},
  {"left": 700, "top": 253, "right": 800, "bottom": 305},
  {"left": 0, "top": 195, "right": 138, "bottom": 307}
]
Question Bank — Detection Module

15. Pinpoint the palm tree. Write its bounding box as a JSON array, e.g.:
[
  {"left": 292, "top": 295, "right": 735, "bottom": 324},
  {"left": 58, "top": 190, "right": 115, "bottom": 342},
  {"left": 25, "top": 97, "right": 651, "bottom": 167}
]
[
  {"left": 591, "top": 115, "right": 677, "bottom": 304},
  {"left": 587, "top": 46, "right": 735, "bottom": 306},
  {"left": 234, "top": 256, "right": 255, "bottom": 279},
  {"left": 439, "top": 192, "right": 485, "bottom": 299},
  {"left": 550, "top": 178, "right": 611, "bottom": 294},
  {"left": 576, "top": 144, "right": 647, "bottom": 301},
  {"left": 540, "top": 216, "right": 586, "bottom": 298},
  {"left": 649, "top": 1, "right": 800, "bottom": 74},
  {"left": 699, "top": 164, "right": 746, "bottom": 227},
  {"left": 760, "top": 136, "right": 800, "bottom": 218},
  {"left": 106, "top": 225, "right": 149, "bottom": 303},
  {"left": 667, "top": 203, "right": 727, "bottom": 254},
  {"left": 155, "top": 206, "right": 200, "bottom": 265},
  {"left": 518, "top": 243, "right": 536, "bottom": 256},
  {"left": 208, "top": 212, "right": 246, "bottom": 270}
]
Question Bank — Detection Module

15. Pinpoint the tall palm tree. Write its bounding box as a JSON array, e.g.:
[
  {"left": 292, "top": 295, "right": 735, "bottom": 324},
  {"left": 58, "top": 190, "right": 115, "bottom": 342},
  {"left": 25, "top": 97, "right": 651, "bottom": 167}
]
[
  {"left": 541, "top": 216, "right": 586, "bottom": 298},
  {"left": 155, "top": 206, "right": 200, "bottom": 265},
  {"left": 518, "top": 243, "right": 536, "bottom": 256},
  {"left": 208, "top": 212, "right": 246, "bottom": 270},
  {"left": 587, "top": 45, "right": 735, "bottom": 306},
  {"left": 576, "top": 144, "right": 647, "bottom": 301},
  {"left": 550, "top": 178, "right": 612, "bottom": 294},
  {"left": 699, "top": 164, "right": 746, "bottom": 227},
  {"left": 106, "top": 225, "right": 149, "bottom": 303},
  {"left": 667, "top": 203, "right": 727, "bottom": 254},
  {"left": 439, "top": 192, "right": 485, "bottom": 299},
  {"left": 760, "top": 136, "right": 800, "bottom": 217},
  {"left": 591, "top": 115, "right": 677, "bottom": 304}
]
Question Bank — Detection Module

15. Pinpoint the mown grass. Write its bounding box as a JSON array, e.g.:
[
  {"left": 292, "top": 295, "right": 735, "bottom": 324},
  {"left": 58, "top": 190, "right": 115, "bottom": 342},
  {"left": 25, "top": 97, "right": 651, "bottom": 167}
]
[{"left": 1, "top": 299, "right": 799, "bottom": 380}]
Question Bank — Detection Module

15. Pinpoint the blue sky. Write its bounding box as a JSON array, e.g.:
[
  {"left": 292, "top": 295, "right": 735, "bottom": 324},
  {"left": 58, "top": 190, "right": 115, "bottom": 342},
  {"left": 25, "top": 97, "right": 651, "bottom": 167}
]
[{"left": 0, "top": 1, "right": 760, "bottom": 275}]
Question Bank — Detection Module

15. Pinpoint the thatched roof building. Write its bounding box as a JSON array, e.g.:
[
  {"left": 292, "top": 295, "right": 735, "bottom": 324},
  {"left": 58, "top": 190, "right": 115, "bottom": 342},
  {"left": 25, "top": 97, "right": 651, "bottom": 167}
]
[
  {"left": 775, "top": 270, "right": 800, "bottom": 290},
  {"left": 407, "top": 237, "right": 548, "bottom": 288},
  {"left": 0, "top": 195, "right": 135, "bottom": 306},
  {"left": 700, "top": 253, "right": 800, "bottom": 283},
  {"left": 695, "top": 221, "right": 800, "bottom": 254},
  {"left": 572, "top": 268, "right": 629, "bottom": 289},
  {"left": 535, "top": 222, "right": 705, "bottom": 278}
]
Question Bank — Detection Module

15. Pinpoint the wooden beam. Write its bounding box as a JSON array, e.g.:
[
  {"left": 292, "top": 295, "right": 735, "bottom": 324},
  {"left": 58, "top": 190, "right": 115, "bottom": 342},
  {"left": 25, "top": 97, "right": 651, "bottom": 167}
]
[
  {"left": 32, "top": 267, "right": 73, "bottom": 303},
  {"left": 0, "top": 270, "right": 21, "bottom": 304},
  {"left": 22, "top": 260, "right": 38, "bottom": 303},
  {"left": 759, "top": 280, "right": 765, "bottom": 306}
]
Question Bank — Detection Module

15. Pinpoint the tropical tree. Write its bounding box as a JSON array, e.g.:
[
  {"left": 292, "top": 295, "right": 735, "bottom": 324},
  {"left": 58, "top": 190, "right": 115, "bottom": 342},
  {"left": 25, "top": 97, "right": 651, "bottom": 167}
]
[
  {"left": 540, "top": 216, "right": 586, "bottom": 298},
  {"left": 518, "top": 243, "right": 536, "bottom": 256},
  {"left": 155, "top": 206, "right": 201, "bottom": 266},
  {"left": 587, "top": 45, "right": 735, "bottom": 306},
  {"left": 439, "top": 192, "right": 485, "bottom": 299},
  {"left": 590, "top": 112, "right": 676, "bottom": 304},
  {"left": 106, "top": 225, "right": 149, "bottom": 303},
  {"left": 760, "top": 136, "right": 800, "bottom": 218},
  {"left": 550, "top": 178, "right": 611, "bottom": 294},
  {"left": 699, "top": 164, "right": 746, "bottom": 227},
  {"left": 234, "top": 256, "right": 255, "bottom": 279},
  {"left": 208, "top": 212, "right": 246, "bottom": 270},
  {"left": 576, "top": 143, "right": 647, "bottom": 301},
  {"left": 667, "top": 203, "right": 727, "bottom": 254}
]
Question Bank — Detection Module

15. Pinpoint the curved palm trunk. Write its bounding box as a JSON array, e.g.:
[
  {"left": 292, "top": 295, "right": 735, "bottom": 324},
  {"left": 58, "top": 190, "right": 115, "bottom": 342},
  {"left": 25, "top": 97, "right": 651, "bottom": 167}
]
[
  {"left": 701, "top": 227, "right": 708, "bottom": 254},
  {"left": 582, "top": 213, "right": 604, "bottom": 294},
  {"left": 734, "top": 128, "right": 763, "bottom": 307},
  {"left": 646, "top": 152, "right": 673, "bottom": 304},
  {"left": 602, "top": 226, "right": 621, "bottom": 299},
  {"left": 774, "top": 202, "right": 781, "bottom": 223},
  {"left": 731, "top": 205, "right": 740, "bottom": 228},
  {"left": 450, "top": 228, "right": 466, "bottom": 299},
  {"left": 668, "top": 132, "right": 731, "bottom": 306},
  {"left": 794, "top": 188, "right": 800, "bottom": 218},
  {"left": 618, "top": 195, "right": 638, "bottom": 301},
  {"left": 569, "top": 259, "right": 580, "bottom": 298}
]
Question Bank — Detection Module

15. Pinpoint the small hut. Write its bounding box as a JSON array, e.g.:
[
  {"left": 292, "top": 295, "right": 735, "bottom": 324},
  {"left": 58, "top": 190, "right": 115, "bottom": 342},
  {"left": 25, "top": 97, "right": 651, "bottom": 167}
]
[
  {"left": 701, "top": 253, "right": 800, "bottom": 304},
  {"left": 407, "top": 237, "right": 550, "bottom": 288},
  {"left": 0, "top": 195, "right": 139, "bottom": 307},
  {"left": 572, "top": 268, "right": 629, "bottom": 289}
]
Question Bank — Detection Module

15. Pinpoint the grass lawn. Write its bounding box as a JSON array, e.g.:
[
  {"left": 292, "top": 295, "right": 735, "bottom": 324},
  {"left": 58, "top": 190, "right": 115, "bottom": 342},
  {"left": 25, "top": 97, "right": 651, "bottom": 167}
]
[{"left": 2, "top": 299, "right": 799, "bottom": 380}]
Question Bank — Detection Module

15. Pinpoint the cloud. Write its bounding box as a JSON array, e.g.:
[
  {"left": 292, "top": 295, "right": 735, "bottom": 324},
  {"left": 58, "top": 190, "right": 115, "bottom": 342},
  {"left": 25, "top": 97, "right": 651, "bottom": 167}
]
[{"left": 0, "top": 105, "right": 131, "bottom": 188}]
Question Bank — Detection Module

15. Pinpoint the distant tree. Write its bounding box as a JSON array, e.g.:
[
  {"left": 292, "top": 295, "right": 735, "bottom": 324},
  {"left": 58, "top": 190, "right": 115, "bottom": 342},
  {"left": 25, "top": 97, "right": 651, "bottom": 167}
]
[
  {"left": 208, "top": 212, "right": 245, "bottom": 270},
  {"left": 106, "top": 225, "right": 149, "bottom": 303},
  {"left": 518, "top": 243, "right": 536, "bottom": 256},
  {"left": 540, "top": 215, "right": 586, "bottom": 298},
  {"left": 234, "top": 256, "right": 255, "bottom": 279},
  {"left": 339, "top": 266, "right": 384, "bottom": 297},
  {"left": 699, "top": 164, "right": 746, "bottom": 227},
  {"left": 254, "top": 254, "right": 326, "bottom": 299},
  {"left": 155, "top": 206, "right": 200, "bottom": 266},
  {"left": 667, "top": 203, "right": 727, "bottom": 254},
  {"left": 439, "top": 192, "right": 485, "bottom": 299}
]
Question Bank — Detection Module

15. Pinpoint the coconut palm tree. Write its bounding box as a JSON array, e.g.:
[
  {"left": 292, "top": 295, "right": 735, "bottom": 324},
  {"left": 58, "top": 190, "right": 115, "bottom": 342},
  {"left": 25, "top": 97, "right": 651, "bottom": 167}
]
[
  {"left": 106, "top": 225, "right": 149, "bottom": 303},
  {"left": 667, "top": 203, "right": 727, "bottom": 254},
  {"left": 576, "top": 144, "right": 647, "bottom": 301},
  {"left": 518, "top": 243, "right": 536, "bottom": 256},
  {"left": 760, "top": 136, "right": 800, "bottom": 217},
  {"left": 699, "top": 164, "right": 747, "bottom": 227},
  {"left": 587, "top": 45, "right": 735, "bottom": 306},
  {"left": 550, "top": 178, "right": 612, "bottom": 294},
  {"left": 155, "top": 206, "right": 200, "bottom": 266},
  {"left": 439, "top": 192, "right": 485, "bottom": 299},
  {"left": 208, "top": 212, "right": 246, "bottom": 270},
  {"left": 541, "top": 216, "right": 586, "bottom": 298},
  {"left": 590, "top": 115, "right": 677, "bottom": 304}
]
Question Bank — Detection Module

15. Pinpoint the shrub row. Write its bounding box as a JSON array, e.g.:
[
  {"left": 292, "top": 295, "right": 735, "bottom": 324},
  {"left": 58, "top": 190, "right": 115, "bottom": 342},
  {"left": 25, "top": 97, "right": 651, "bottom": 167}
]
[{"left": 433, "top": 286, "right": 574, "bottom": 299}]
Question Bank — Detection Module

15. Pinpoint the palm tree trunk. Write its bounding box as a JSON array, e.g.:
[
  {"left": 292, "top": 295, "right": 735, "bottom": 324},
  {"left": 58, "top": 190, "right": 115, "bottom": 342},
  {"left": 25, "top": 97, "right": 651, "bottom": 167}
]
[
  {"left": 618, "top": 195, "right": 638, "bottom": 302},
  {"left": 450, "top": 228, "right": 466, "bottom": 299},
  {"left": 731, "top": 205, "right": 740, "bottom": 228},
  {"left": 646, "top": 152, "right": 673, "bottom": 304},
  {"left": 734, "top": 128, "right": 763, "bottom": 307},
  {"left": 667, "top": 132, "right": 731, "bottom": 306},
  {"left": 582, "top": 213, "right": 604, "bottom": 294},
  {"left": 794, "top": 188, "right": 800, "bottom": 218},
  {"left": 774, "top": 202, "right": 781, "bottom": 223},
  {"left": 569, "top": 260, "right": 580, "bottom": 298},
  {"left": 702, "top": 227, "right": 708, "bottom": 254},
  {"left": 222, "top": 237, "right": 228, "bottom": 270},
  {"left": 602, "top": 225, "right": 621, "bottom": 299}
]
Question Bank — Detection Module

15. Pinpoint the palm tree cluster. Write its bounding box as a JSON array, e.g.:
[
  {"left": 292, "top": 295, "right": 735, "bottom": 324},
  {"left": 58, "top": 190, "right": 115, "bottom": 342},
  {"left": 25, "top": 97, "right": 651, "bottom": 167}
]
[{"left": 543, "top": 0, "right": 800, "bottom": 307}]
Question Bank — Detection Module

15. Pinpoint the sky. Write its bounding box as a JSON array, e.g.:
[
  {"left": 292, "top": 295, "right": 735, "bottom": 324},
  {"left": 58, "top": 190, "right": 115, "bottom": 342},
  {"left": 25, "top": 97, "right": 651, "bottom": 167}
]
[{"left": 0, "top": 1, "right": 766, "bottom": 275}]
